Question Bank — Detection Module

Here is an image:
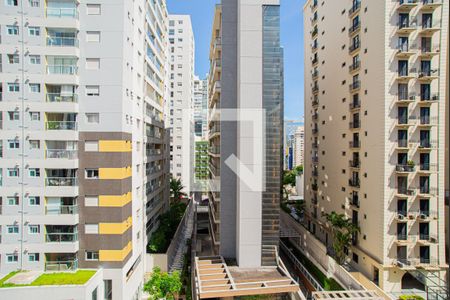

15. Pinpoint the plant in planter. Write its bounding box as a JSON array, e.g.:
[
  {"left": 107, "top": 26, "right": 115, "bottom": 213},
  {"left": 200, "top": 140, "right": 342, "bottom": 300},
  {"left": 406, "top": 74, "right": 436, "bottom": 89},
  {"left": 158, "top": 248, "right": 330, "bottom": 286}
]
[{"left": 407, "top": 160, "right": 415, "bottom": 171}]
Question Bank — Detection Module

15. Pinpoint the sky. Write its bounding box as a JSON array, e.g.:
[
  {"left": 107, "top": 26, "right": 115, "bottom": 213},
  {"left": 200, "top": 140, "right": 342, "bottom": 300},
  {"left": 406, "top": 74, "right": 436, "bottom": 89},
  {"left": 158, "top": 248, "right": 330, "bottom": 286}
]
[{"left": 167, "top": 0, "right": 306, "bottom": 121}]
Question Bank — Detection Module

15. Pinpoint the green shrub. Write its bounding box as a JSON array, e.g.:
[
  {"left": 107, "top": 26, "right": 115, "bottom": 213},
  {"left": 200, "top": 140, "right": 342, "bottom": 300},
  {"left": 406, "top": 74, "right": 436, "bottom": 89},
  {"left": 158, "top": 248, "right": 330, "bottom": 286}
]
[{"left": 399, "top": 295, "right": 425, "bottom": 300}]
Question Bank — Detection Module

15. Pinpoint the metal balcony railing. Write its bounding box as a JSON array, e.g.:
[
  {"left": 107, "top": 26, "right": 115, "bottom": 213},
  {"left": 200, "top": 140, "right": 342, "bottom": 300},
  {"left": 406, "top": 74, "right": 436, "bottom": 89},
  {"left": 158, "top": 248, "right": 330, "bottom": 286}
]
[
  {"left": 45, "top": 205, "right": 78, "bottom": 215},
  {"left": 45, "top": 232, "right": 78, "bottom": 243},
  {"left": 396, "top": 164, "right": 415, "bottom": 172},
  {"left": 46, "top": 149, "right": 78, "bottom": 159},
  {"left": 45, "top": 177, "right": 78, "bottom": 187},
  {"left": 46, "top": 93, "right": 78, "bottom": 103},
  {"left": 46, "top": 121, "right": 77, "bottom": 130}
]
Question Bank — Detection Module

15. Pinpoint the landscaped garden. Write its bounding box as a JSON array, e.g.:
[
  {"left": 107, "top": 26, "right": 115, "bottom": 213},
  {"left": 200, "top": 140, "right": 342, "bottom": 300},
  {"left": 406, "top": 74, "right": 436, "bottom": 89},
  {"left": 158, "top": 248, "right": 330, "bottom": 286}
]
[{"left": 0, "top": 270, "right": 96, "bottom": 288}]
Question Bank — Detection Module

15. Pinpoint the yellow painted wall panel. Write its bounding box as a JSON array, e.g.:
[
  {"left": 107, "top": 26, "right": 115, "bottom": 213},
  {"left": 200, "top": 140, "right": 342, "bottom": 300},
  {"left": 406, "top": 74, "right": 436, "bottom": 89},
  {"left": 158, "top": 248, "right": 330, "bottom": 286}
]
[
  {"left": 99, "top": 140, "right": 132, "bottom": 152},
  {"left": 99, "top": 242, "right": 132, "bottom": 262},
  {"left": 99, "top": 167, "right": 131, "bottom": 179},
  {"left": 99, "top": 217, "right": 132, "bottom": 234},
  {"left": 98, "top": 192, "right": 132, "bottom": 207}
]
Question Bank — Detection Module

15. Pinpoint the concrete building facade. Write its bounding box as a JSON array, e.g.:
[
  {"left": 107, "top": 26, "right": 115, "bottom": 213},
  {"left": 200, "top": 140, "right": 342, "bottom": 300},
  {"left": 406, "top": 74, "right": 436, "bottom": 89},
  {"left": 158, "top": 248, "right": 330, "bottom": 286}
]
[
  {"left": 207, "top": 0, "right": 284, "bottom": 268},
  {"left": 167, "top": 15, "right": 195, "bottom": 196},
  {"left": 193, "top": 75, "right": 208, "bottom": 139},
  {"left": 0, "top": 0, "right": 170, "bottom": 298},
  {"left": 303, "top": 0, "right": 448, "bottom": 297},
  {"left": 294, "top": 125, "right": 305, "bottom": 167}
]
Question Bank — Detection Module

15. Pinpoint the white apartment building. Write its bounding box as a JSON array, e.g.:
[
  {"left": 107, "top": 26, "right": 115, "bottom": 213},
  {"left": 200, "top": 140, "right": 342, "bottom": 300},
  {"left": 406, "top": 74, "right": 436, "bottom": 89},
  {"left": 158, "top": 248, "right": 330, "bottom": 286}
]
[
  {"left": 167, "top": 15, "right": 194, "bottom": 196},
  {"left": 294, "top": 125, "right": 305, "bottom": 167},
  {"left": 193, "top": 75, "right": 208, "bottom": 139},
  {"left": 303, "top": 0, "right": 448, "bottom": 297},
  {"left": 0, "top": 0, "right": 170, "bottom": 299}
]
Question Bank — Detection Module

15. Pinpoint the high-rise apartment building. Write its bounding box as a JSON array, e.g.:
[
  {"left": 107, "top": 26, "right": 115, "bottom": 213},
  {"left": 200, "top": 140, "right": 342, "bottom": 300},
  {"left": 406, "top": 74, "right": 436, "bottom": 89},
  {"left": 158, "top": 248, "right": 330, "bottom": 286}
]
[
  {"left": 294, "top": 125, "right": 305, "bottom": 167},
  {"left": 193, "top": 76, "right": 208, "bottom": 138},
  {"left": 194, "top": 3, "right": 299, "bottom": 298},
  {"left": 304, "top": 0, "right": 448, "bottom": 297},
  {"left": 167, "top": 14, "right": 195, "bottom": 196},
  {"left": 0, "top": 0, "right": 170, "bottom": 298}
]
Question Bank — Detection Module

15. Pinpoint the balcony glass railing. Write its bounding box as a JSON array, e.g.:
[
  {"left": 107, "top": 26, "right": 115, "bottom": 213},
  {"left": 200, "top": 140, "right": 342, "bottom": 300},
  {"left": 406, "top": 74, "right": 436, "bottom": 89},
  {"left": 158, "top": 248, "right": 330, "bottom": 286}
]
[
  {"left": 45, "top": 121, "right": 77, "bottom": 130},
  {"left": 46, "top": 93, "right": 78, "bottom": 103},
  {"left": 46, "top": 149, "right": 78, "bottom": 159},
  {"left": 47, "top": 65, "right": 78, "bottom": 75},
  {"left": 46, "top": 7, "right": 78, "bottom": 18},
  {"left": 47, "top": 37, "right": 78, "bottom": 47},
  {"left": 45, "top": 205, "right": 78, "bottom": 215},
  {"left": 45, "top": 177, "right": 78, "bottom": 187},
  {"left": 45, "top": 232, "right": 78, "bottom": 243},
  {"left": 45, "top": 259, "right": 78, "bottom": 271},
  {"left": 396, "top": 164, "right": 415, "bottom": 172}
]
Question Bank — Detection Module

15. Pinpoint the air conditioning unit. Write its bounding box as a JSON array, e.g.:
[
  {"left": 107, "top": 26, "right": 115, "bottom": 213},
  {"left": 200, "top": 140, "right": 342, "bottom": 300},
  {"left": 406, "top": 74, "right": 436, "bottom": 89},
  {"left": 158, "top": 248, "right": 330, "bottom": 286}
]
[
  {"left": 408, "top": 214, "right": 415, "bottom": 220},
  {"left": 419, "top": 214, "right": 427, "bottom": 220},
  {"left": 398, "top": 214, "right": 405, "bottom": 220}
]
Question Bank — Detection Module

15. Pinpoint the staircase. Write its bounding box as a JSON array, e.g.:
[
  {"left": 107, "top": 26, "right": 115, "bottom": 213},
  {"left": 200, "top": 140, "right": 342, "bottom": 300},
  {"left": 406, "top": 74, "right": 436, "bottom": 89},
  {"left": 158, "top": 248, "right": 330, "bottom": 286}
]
[
  {"left": 168, "top": 203, "right": 195, "bottom": 272},
  {"left": 409, "top": 269, "right": 448, "bottom": 300}
]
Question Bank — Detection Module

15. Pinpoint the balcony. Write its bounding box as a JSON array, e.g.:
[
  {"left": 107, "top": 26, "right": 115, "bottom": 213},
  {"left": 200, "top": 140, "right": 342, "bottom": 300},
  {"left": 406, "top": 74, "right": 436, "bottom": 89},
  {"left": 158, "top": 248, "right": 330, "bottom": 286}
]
[
  {"left": 312, "top": 157, "right": 319, "bottom": 164},
  {"left": 349, "top": 100, "right": 361, "bottom": 110},
  {"left": 45, "top": 177, "right": 77, "bottom": 186},
  {"left": 45, "top": 259, "right": 78, "bottom": 271},
  {"left": 46, "top": 7, "right": 78, "bottom": 19},
  {"left": 46, "top": 121, "right": 77, "bottom": 130},
  {"left": 348, "top": 178, "right": 360, "bottom": 188},
  {"left": 396, "top": 21, "right": 417, "bottom": 34},
  {"left": 349, "top": 140, "right": 360, "bottom": 149},
  {"left": 47, "top": 65, "right": 78, "bottom": 75},
  {"left": 46, "top": 36, "right": 79, "bottom": 47},
  {"left": 349, "top": 61, "right": 361, "bottom": 73},
  {"left": 418, "top": 69, "right": 439, "bottom": 81},
  {"left": 420, "top": 0, "right": 442, "bottom": 10},
  {"left": 417, "top": 140, "right": 435, "bottom": 150},
  {"left": 419, "top": 93, "right": 439, "bottom": 103},
  {"left": 312, "top": 70, "right": 319, "bottom": 79},
  {"left": 311, "top": 27, "right": 318, "bottom": 38},
  {"left": 348, "top": 2, "right": 361, "bottom": 18},
  {"left": 311, "top": 183, "right": 318, "bottom": 191},
  {"left": 396, "top": 164, "right": 415, "bottom": 173},
  {"left": 312, "top": 85, "right": 319, "bottom": 94},
  {"left": 312, "top": 169, "right": 318, "bottom": 177},
  {"left": 349, "top": 42, "right": 360, "bottom": 54},
  {"left": 349, "top": 160, "right": 360, "bottom": 168},
  {"left": 312, "top": 142, "right": 318, "bottom": 149},
  {"left": 312, "top": 127, "right": 319, "bottom": 135},
  {"left": 397, "top": 187, "right": 416, "bottom": 196},
  {"left": 312, "top": 57, "right": 318, "bottom": 66},
  {"left": 417, "top": 233, "right": 438, "bottom": 244},
  {"left": 420, "top": 21, "right": 441, "bottom": 34},
  {"left": 397, "top": 0, "right": 419, "bottom": 11},
  {"left": 416, "top": 210, "right": 438, "bottom": 220},
  {"left": 46, "top": 93, "right": 78, "bottom": 103},
  {"left": 395, "top": 233, "right": 414, "bottom": 244},
  {"left": 349, "top": 81, "right": 361, "bottom": 93},
  {"left": 395, "top": 211, "right": 409, "bottom": 221},
  {"left": 417, "top": 116, "right": 437, "bottom": 127},
  {"left": 418, "top": 44, "right": 440, "bottom": 58},
  {"left": 348, "top": 23, "right": 361, "bottom": 36},
  {"left": 312, "top": 113, "right": 318, "bottom": 120},
  {"left": 46, "top": 205, "right": 78, "bottom": 215},
  {"left": 350, "top": 196, "right": 360, "bottom": 208},
  {"left": 312, "top": 98, "right": 319, "bottom": 107},
  {"left": 395, "top": 93, "right": 416, "bottom": 103},
  {"left": 395, "top": 45, "right": 415, "bottom": 58},
  {"left": 46, "top": 149, "right": 78, "bottom": 159},
  {"left": 209, "top": 145, "right": 220, "bottom": 156},
  {"left": 45, "top": 225, "right": 78, "bottom": 243},
  {"left": 418, "top": 186, "right": 437, "bottom": 196},
  {"left": 349, "top": 121, "right": 360, "bottom": 130},
  {"left": 417, "top": 163, "right": 437, "bottom": 173},
  {"left": 396, "top": 69, "right": 416, "bottom": 81}
]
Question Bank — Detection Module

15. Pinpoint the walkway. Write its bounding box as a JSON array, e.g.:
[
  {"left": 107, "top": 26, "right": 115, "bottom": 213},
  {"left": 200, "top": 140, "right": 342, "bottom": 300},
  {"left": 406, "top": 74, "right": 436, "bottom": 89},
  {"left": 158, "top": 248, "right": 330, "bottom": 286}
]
[{"left": 169, "top": 202, "right": 195, "bottom": 272}]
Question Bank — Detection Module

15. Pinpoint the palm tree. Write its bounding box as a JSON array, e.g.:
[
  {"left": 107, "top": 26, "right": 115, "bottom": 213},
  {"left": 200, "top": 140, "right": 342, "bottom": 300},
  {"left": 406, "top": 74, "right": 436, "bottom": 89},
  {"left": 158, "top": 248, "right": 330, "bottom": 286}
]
[
  {"left": 170, "top": 178, "right": 187, "bottom": 203},
  {"left": 324, "top": 211, "right": 360, "bottom": 264}
]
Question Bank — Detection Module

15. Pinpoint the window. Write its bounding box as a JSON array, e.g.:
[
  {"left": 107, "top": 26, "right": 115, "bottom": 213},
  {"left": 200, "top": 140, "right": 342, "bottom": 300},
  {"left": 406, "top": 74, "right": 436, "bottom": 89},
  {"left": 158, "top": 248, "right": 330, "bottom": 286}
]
[
  {"left": 29, "top": 140, "right": 40, "bottom": 149},
  {"left": 28, "top": 225, "right": 40, "bottom": 234},
  {"left": 28, "top": 0, "right": 40, "bottom": 7},
  {"left": 85, "top": 196, "right": 99, "bottom": 206},
  {"left": 85, "top": 141, "right": 99, "bottom": 152},
  {"left": 169, "top": 20, "right": 175, "bottom": 26},
  {"left": 29, "top": 196, "right": 40, "bottom": 205},
  {"left": 29, "top": 84, "right": 41, "bottom": 93},
  {"left": 86, "top": 31, "right": 100, "bottom": 42},
  {"left": 85, "top": 169, "right": 99, "bottom": 179},
  {"left": 28, "top": 26, "right": 40, "bottom": 36},
  {"left": 7, "top": 25, "right": 19, "bottom": 35},
  {"left": 6, "top": 254, "right": 18, "bottom": 263},
  {"left": 85, "top": 224, "right": 99, "bottom": 234},
  {"left": 29, "top": 111, "right": 40, "bottom": 120},
  {"left": 85, "top": 58, "right": 100, "bottom": 70},
  {"left": 8, "top": 83, "right": 20, "bottom": 92},
  {"left": 8, "top": 54, "right": 19, "bottom": 64},
  {"left": 85, "top": 251, "right": 99, "bottom": 260},
  {"left": 29, "top": 55, "right": 41, "bottom": 64},
  {"left": 8, "top": 140, "right": 19, "bottom": 149},
  {"left": 29, "top": 168, "right": 40, "bottom": 177},
  {"left": 28, "top": 253, "right": 40, "bottom": 262},
  {"left": 6, "top": 0, "right": 18, "bottom": 6},
  {"left": 86, "top": 113, "right": 99, "bottom": 124},
  {"left": 86, "top": 85, "right": 100, "bottom": 96},
  {"left": 8, "top": 111, "right": 19, "bottom": 120},
  {"left": 87, "top": 4, "right": 101, "bottom": 15},
  {"left": 7, "top": 197, "right": 19, "bottom": 205},
  {"left": 7, "top": 225, "right": 19, "bottom": 234},
  {"left": 8, "top": 168, "right": 19, "bottom": 177}
]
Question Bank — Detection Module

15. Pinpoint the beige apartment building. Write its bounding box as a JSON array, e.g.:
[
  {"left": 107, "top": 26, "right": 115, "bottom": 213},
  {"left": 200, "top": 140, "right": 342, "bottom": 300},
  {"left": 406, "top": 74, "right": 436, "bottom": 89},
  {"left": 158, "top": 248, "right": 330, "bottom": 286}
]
[{"left": 303, "top": 0, "right": 448, "bottom": 298}]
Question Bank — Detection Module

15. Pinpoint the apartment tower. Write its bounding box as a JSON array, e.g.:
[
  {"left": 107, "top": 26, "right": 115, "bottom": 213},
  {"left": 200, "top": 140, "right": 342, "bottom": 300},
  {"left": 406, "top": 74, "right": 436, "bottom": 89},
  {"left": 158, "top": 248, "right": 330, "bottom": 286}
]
[
  {"left": 193, "top": 75, "right": 208, "bottom": 139},
  {"left": 294, "top": 125, "right": 305, "bottom": 167},
  {"left": 207, "top": 0, "right": 284, "bottom": 268},
  {"left": 167, "top": 15, "right": 194, "bottom": 196},
  {"left": 303, "top": 0, "right": 448, "bottom": 297},
  {"left": 0, "top": 0, "right": 170, "bottom": 298}
]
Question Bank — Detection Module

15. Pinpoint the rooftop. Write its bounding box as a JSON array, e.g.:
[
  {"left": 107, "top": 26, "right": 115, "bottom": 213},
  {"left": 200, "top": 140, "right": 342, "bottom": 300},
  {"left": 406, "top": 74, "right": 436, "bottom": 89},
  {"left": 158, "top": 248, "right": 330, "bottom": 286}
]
[
  {"left": 194, "top": 256, "right": 299, "bottom": 299},
  {"left": 0, "top": 270, "right": 97, "bottom": 288}
]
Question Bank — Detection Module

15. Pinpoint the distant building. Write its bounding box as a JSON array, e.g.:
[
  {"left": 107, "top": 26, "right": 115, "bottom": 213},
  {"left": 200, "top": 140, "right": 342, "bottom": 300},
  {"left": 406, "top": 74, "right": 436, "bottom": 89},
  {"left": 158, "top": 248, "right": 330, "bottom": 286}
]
[
  {"left": 284, "top": 120, "right": 303, "bottom": 170},
  {"left": 193, "top": 76, "right": 208, "bottom": 138},
  {"left": 194, "top": 139, "right": 209, "bottom": 181},
  {"left": 294, "top": 125, "right": 305, "bottom": 167}
]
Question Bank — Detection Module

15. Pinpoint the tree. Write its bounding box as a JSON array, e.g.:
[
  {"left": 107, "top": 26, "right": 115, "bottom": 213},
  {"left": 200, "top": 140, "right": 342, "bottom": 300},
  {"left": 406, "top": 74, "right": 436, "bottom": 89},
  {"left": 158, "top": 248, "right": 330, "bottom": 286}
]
[
  {"left": 294, "top": 200, "right": 305, "bottom": 216},
  {"left": 170, "top": 178, "right": 187, "bottom": 203},
  {"left": 144, "top": 267, "right": 182, "bottom": 300},
  {"left": 324, "top": 212, "right": 360, "bottom": 264},
  {"left": 283, "top": 170, "right": 296, "bottom": 186}
]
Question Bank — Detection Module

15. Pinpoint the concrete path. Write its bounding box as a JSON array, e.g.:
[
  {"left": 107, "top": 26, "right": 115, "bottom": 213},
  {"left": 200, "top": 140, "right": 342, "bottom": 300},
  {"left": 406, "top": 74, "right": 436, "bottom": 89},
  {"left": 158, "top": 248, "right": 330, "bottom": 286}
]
[{"left": 5, "top": 271, "right": 42, "bottom": 284}]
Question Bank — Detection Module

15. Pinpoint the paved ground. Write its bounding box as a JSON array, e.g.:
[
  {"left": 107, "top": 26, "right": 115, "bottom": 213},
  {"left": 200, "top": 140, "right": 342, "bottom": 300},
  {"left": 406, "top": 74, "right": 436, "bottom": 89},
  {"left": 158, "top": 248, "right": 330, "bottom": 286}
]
[{"left": 6, "top": 271, "right": 42, "bottom": 284}]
